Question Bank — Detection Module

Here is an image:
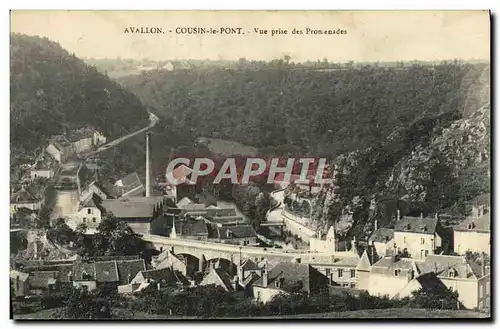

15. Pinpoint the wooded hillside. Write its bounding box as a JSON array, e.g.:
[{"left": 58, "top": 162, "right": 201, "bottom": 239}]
[{"left": 10, "top": 33, "right": 150, "bottom": 165}]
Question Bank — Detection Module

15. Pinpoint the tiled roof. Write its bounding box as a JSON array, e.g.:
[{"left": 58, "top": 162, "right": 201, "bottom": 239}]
[
  {"left": 175, "top": 218, "right": 209, "bottom": 237},
  {"left": 254, "top": 262, "right": 311, "bottom": 293},
  {"left": 10, "top": 186, "right": 40, "bottom": 203},
  {"left": 28, "top": 271, "right": 58, "bottom": 289},
  {"left": 94, "top": 261, "right": 119, "bottom": 282},
  {"left": 370, "top": 228, "right": 395, "bottom": 243},
  {"left": 417, "top": 254, "right": 483, "bottom": 279},
  {"left": 101, "top": 197, "right": 163, "bottom": 219},
  {"left": 455, "top": 213, "right": 490, "bottom": 233},
  {"left": 241, "top": 259, "right": 260, "bottom": 271},
  {"left": 395, "top": 216, "right": 438, "bottom": 234},
  {"left": 81, "top": 194, "right": 99, "bottom": 208},
  {"left": 214, "top": 268, "right": 234, "bottom": 291},
  {"left": 116, "top": 259, "right": 146, "bottom": 284},
  {"left": 371, "top": 256, "right": 416, "bottom": 276},
  {"left": 218, "top": 225, "right": 256, "bottom": 239}
]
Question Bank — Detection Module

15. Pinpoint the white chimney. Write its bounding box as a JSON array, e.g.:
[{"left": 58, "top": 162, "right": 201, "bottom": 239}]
[
  {"left": 145, "top": 132, "right": 152, "bottom": 197},
  {"left": 374, "top": 219, "right": 378, "bottom": 231},
  {"left": 397, "top": 209, "right": 400, "bottom": 221},
  {"left": 262, "top": 261, "right": 269, "bottom": 287}
]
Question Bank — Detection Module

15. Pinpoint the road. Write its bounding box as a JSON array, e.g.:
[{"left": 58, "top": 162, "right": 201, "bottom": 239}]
[
  {"left": 93, "top": 111, "right": 159, "bottom": 155},
  {"left": 266, "top": 189, "right": 285, "bottom": 223},
  {"left": 75, "top": 111, "right": 159, "bottom": 196}
]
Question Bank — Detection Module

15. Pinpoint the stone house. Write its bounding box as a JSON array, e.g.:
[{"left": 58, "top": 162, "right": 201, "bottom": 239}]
[
  {"left": 393, "top": 216, "right": 443, "bottom": 259},
  {"left": 453, "top": 206, "right": 490, "bottom": 255}
]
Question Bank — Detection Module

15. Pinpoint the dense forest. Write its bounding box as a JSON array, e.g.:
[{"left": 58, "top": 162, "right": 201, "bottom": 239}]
[
  {"left": 10, "top": 33, "right": 150, "bottom": 165},
  {"left": 118, "top": 60, "right": 488, "bottom": 158},
  {"left": 118, "top": 61, "right": 490, "bottom": 240}
]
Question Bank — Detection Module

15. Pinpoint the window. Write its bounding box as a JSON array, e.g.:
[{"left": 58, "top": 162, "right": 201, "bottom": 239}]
[
  {"left": 448, "top": 270, "right": 455, "bottom": 278},
  {"left": 243, "top": 240, "right": 248, "bottom": 246},
  {"left": 425, "top": 250, "right": 429, "bottom": 256},
  {"left": 338, "top": 269, "right": 343, "bottom": 278},
  {"left": 92, "top": 217, "right": 96, "bottom": 223},
  {"left": 87, "top": 208, "right": 92, "bottom": 215},
  {"left": 325, "top": 269, "right": 331, "bottom": 277},
  {"left": 257, "top": 291, "right": 261, "bottom": 301},
  {"left": 342, "top": 283, "right": 349, "bottom": 287},
  {"left": 350, "top": 283, "right": 356, "bottom": 288},
  {"left": 421, "top": 238, "right": 425, "bottom": 245},
  {"left": 468, "top": 223, "right": 474, "bottom": 230},
  {"left": 82, "top": 218, "right": 87, "bottom": 223},
  {"left": 350, "top": 270, "right": 356, "bottom": 278},
  {"left": 394, "top": 269, "right": 400, "bottom": 276}
]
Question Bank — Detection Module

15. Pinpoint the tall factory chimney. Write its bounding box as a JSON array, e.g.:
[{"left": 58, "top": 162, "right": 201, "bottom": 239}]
[{"left": 145, "top": 132, "right": 152, "bottom": 197}]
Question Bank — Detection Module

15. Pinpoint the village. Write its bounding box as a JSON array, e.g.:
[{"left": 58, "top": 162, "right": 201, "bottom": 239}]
[{"left": 9, "top": 119, "right": 491, "bottom": 315}]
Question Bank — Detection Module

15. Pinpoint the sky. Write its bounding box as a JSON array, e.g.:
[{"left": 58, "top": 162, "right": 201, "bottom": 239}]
[{"left": 10, "top": 10, "right": 490, "bottom": 62}]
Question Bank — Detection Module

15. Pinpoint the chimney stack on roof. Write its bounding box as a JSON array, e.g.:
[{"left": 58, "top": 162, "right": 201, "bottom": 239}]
[{"left": 397, "top": 209, "right": 400, "bottom": 221}]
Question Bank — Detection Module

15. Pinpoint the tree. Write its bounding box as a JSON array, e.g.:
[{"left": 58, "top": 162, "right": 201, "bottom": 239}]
[{"left": 58, "top": 287, "right": 112, "bottom": 319}]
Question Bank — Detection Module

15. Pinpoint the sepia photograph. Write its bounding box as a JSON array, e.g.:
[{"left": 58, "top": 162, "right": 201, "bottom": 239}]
[{"left": 8, "top": 10, "right": 491, "bottom": 320}]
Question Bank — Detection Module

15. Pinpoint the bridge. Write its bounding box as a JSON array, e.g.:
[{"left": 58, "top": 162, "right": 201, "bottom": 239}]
[{"left": 141, "top": 233, "right": 357, "bottom": 272}]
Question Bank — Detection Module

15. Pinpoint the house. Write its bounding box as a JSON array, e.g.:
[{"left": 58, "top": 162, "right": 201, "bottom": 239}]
[
  {"left": 71, "top": 259, "right": 146, "bottom": 292},
  {"left": 10, "top": 270, "right": 29, "bottom": 297},
  {"left": 115, "top": 172, "right": 145, "bottom": 198},
  {"left": 27, "top": 271, "right": 59, "bottom": 295},
  {"left": 369, "top": 222, "right": 395, "bottom": 259},
  {"left": 355, "top": 250, "right": 372, "bottom": 291},
  {"left": 10, "top": 185, "right": 43, "bottom": 214},
  {"left": 362, "top": 253, "right": 490, "bottom": 310},
  {"left": 200, "top": 266, "right": 237, "bottom": 292},
  {"left": 418, "top": 254, "right": 490, "bottom": 310},
  {"left": 29, "top": 156, "right": 54, "bottom": 181},
  {"left": 454, "top": 206, "right": 490, "bottom": 255},
  {"left": 79, "top": 181, "right": 109, "bottom": 203},
  {"left": 367, "top": 255, "right": 419, "bottom": 298},
  {"left": 46, "top": 136, "right": 75, "bottom": 163},
  {"left": 100, "top": 196, "right": 165, "bottom": 234},
  {"left": 152, "top": 250, "right": 188, "bottom": 276},
  {"left": 71, "top": 195, "right": 102, "bottom": 231},
  {"left": 252, "top": 262, "right": 329, "bottom": 303},
  {"left": 311, "top": 252, "right": 361, "bottom": 288},
  {"left": 120, "top": 267, "right": 190, "bottom": 293},
  {"left": 67, "top": 127, "right": 107, "bottom": 154},
  {"left": 215, "top": 225, "right": 258, "bottom": 246},
  {"left": 393, "top": 215, "right": 443, "bottom": 259},
  {"left": 169, "top": 216, "right": 209, "bottom": 240}
]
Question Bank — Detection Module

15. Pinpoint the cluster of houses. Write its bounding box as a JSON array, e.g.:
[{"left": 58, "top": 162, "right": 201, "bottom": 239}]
[
  {"left": 9, "top": 129, "right": 491, "bottom": 312},
  {"left": 10, "top": 127, "right": 108, "bottom": 219}
]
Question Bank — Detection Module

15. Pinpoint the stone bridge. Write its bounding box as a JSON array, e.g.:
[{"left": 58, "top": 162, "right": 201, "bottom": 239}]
[{"left": 141, "top": 233, "right": 349, "bottom": 269}]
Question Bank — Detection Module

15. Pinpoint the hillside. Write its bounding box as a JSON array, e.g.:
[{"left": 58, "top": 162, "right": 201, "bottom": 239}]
[
  {"left": 10, "top": 34, "right": 150, "bottom": 165},
  {"left": 118, "top": 61, "right": 488, "bottom": 158}
]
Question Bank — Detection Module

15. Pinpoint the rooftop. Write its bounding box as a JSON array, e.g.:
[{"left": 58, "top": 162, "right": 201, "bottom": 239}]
[
  {"left": 455, "top": 212, "right": 490, "bottom": 233},
  {"left": 218, "top": 225, "right": 257, "bottom": 239},
  {"left": 370, "top": 228, "right": 395, "bottom": 243},
  {"left": 395, "top": 216, "right": 438, "bottom": 234},
  {"left": 101, "top": 197, "right": 164, "bottom": 219}
]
